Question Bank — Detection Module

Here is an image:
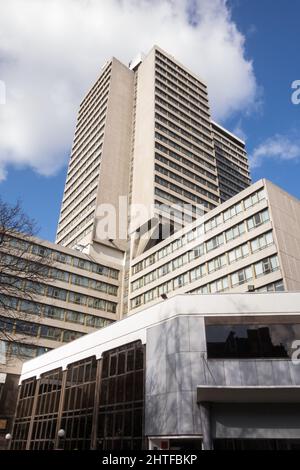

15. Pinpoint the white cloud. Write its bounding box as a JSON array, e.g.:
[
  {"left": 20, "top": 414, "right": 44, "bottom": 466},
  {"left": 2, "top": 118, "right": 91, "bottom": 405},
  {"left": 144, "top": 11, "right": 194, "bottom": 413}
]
[
  {"left": 0, "top": 0, "right": 258, "bottom": 181},
  {"left": 250, "top": 134, "right": 300, "bottom": 168}
]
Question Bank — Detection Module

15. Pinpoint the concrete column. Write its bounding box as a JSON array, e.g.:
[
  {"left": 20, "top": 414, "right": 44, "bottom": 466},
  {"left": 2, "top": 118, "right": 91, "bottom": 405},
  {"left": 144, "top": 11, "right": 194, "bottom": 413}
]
[{"left": 199, "top": 402, "right": 212, "bottom": 450}]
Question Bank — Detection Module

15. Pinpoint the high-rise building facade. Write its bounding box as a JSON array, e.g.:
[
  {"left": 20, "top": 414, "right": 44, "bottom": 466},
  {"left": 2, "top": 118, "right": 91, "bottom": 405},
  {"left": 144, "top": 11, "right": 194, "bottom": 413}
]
[
  {"left": 56, "top": 46, "right": 251, "bottom": 254},
  {"left": 128, "top": 179, "right": 300, "bottom": 314},
  {"left": 56, "top": 58, "right": 134, "bottom": 250},
  {"left": 212, "top": 121, "right": 251, "bottom": 202}
]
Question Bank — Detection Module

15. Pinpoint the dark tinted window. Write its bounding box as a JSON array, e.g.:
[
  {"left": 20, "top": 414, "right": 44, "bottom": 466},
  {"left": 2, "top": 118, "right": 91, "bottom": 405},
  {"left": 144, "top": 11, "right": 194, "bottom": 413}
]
[{"left": 206, "top": 323, "right": 300, "bottom": 359}]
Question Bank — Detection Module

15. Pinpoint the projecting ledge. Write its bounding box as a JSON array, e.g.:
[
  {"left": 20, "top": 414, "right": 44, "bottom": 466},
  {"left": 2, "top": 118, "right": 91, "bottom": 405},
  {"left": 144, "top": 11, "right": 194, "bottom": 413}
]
[{"left": 197, "top": 385, "right": 300, "bottom": 404}]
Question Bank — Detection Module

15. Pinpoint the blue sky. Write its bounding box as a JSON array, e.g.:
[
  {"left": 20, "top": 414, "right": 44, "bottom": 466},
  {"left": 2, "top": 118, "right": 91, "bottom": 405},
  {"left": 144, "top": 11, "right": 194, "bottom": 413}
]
[{"left": 0, "top": 0, "right": 299, "bottom": 241}]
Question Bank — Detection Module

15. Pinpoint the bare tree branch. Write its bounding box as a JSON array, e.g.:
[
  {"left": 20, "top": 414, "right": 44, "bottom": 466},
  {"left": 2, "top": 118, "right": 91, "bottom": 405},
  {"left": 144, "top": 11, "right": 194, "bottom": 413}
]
[{"left": 0, "top": 197, "right": 54, "bottom": 350}]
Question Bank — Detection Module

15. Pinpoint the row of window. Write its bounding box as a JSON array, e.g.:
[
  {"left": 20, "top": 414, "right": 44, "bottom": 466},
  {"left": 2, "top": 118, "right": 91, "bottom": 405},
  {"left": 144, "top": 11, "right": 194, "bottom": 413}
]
[
  {"left": 155, "top": 109, "right": 213, "bottom": 150},
  {"left": 51, "top": 269, "right": 118, "bottom": 296},
  {"left": 155, "top": 62, "right": 209, "bottom": 108},
  {"left": 58, "top": 212, "right": 95, "bottom": 244},
  {"left": 155, "top": 130, "right": 216, "bottom": 173},
  {"left": 77, "top": 63, "right": 111, "bottom": 124},
  {"left": 155, "top": 153, "right": 218, "bottom": 192},
  {"left": 132, "top": 205, "right": 269, "bottom": 275},
  {"left": 75, "top": 81, "right": 110, "bottom": 144},
  {"left": 71, "top": 114, "right": 105, "bottom": 165},
  {"left": 155, "top": 141, "right": 217, "bottom": 182},
  {"left": 216, "top": 152, "right": 250, "bottom": 181},
  {"left": 58, "top": 197, "right": 97, "bottom": 238},
  {"left": 1, "top": 275, "right": 118, "bottom": 313},
  {"left": 131, "top": 231, "right": 274, "bottom": 292},
  {"left": 155, "top": 163, "right": 219, "bottom": 202},
  {"left": 155, "top": 175, "right": 217, "bottom": 209},
  {"left": 155, "top": 51, "right": 207, "bottom": 96},
  {"left": 2, "top": 254, "right": 118, "bottom": 295},
  {"left": 131, "top": 255, "right": 280, "bottom": 309},
  {"left": 71, "top": 107, "right": 106, "bottom": 166},
  {"left": 7, "top": 236, "right": 119, "bottom": 279},
  {"left": 154, "top": 186, "right": 213, "bottom": 212},
  {"left": 155, "top": 102, "right": 212, "bottom": 142},
  {"left": 2, "top": 295, "right": 113, "bottom": 328},
  {"left": 59, "top": 182, "right": 98, "bottom": 230},
  {"left": 155, "top": 120, "right": 214, "bottom": 161},
  {"left": 66, "top": 137, "right": 102, "bottom": 187},
  {"left": 61, "top": 155, "right": 100, "bottom": 212},
  {"left": 64, "top": 222, "right": 94, "bottom": 250},
  {"left": 214, "top": 137, "right": 248, "bottom": 166},
  {"left": 155, "top": 88, "right": 213, "bottom": 145},
  {"left": 72, "top": 105, "right": 106, "bottom": 157},
  {"left": 156, "top": 79, "right": 210, "bottom": 124},
  {"left": 217, "top": 161, "right": 250, "bottom": 189},
  {"left": 1, "top": 340, "right": 51, "bottom": 360},
  {"left": 212, "top": 124, "right": 246, "bottom": 150},
  {"left": 0, "top": 316, "right": 84, "bottom": 343},
  {"left": 156, "top": 94, "right": 211, "bottom": 140}
]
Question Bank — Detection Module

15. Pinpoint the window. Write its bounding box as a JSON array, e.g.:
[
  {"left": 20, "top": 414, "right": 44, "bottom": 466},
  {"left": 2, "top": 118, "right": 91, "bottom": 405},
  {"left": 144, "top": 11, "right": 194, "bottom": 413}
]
[
  {"left": 247, "top": 209, "right": 269, "bottom": 230},
  {"left": 26, "top": 281, "right": 45, "bottom": 295},
  {"left": 158, "top": 245, "right": 170, "bottom": 260},
  {"left": 210, "top": 276, "right": 229, "bottom": 293},
  {"left": 99, "top": 342, "right": 144, "bottom": 450},
  {"left": 225, "top": 222, "right": 245, "bottom": 242},
  {"left": 251, "top": 231, "right": 274, "bottom": 252},
  {"left": 40, "top": 325, "right": 62, "bottom": 341},
  {"left": 73, "top": 258, "right": 90, "bottom": 270},
  {"left": 158, "top": 281, "right": 172, "bottom": 296},
  {"left": 190, "top": 264, "right": 206, "bottom": 282},
  {"left": 44, "top": 305, "right": 65, "bottom": 320},
  {"left": 15, "top": 321, "right": 39, "bottom": 337},
  {"left": 206, "top": 234, "right": 224, "bottom": 252},
  {"left": 244, "top": 189, "right": 265, "bottom": 210},
  {"left": 189, "top": 243, "right": 204, "bottom": 261},
  {"left": 223, "top": 202, "right": 242, "bottom": 222},
  {"left": 31, "top": 245, "right": 50, "bottom": 257},
  {"left": 173, "top": 274, "right": 187, "bottom": 289},
  {"left": 158, "top": 264, "right": 169, "bottom": 277},
  {"left": 132, "top": 278, "right": 143, "bottom": 292},
  {"left": 69, "top": 292, "right": 86, "bottom": 305},
  {"left": 228, "top": 244, "right": 249, "bottom": 264},
  {"left": 19, "top": 300, "right": 42, "bottom": 316},
  {"left": 191, "top": 284, "right": 209, "bottom": 294},
  {"left": 71, "top": 274, "right": 89, "bottom": 288},
  {"left": 0, "top": 317, "right": 14, "bottom": 333},
  {"left": 66, "top": 311, "right": 85, "bottom": 325},
  {"left": 144, "top": 289, "right": 156, "bottom": 303},
  {"left": 132, "top": 261, "right": 143, "bottom": 275},
  {"left": 231, "top": 267, "right": 253, "bottom": 286},
  {"left": 131, "top": 296, "right": 142, "bottom": 309},
  {"left": 204, "top": 214, "right": 223, "bottom": 232},
  {"left": 254, "top": 255, "right": 279, "bottom": 277},
  {"left": 52, "top": 269, "right": 69, "bottom": 283},
  {"left": 144, "top": 271, "right": 156, "bottom": 285},
  {"left": 208, "top": 254, "right": 226, "bottom": 273},
  {"left": 47, "top": 286, "right": 67, "bottom": 301},
  {"left": 54, "top": 252, "right": 71, "bottom": 264},
  {"left": 63, "top": 330, "right": 83, "bottom": 342},
  {"left": 206, "top": 323, "right": 300, "bottom": 359},
  {"left": 256, "top": 280, "right": 284, "bottom": 292}
]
